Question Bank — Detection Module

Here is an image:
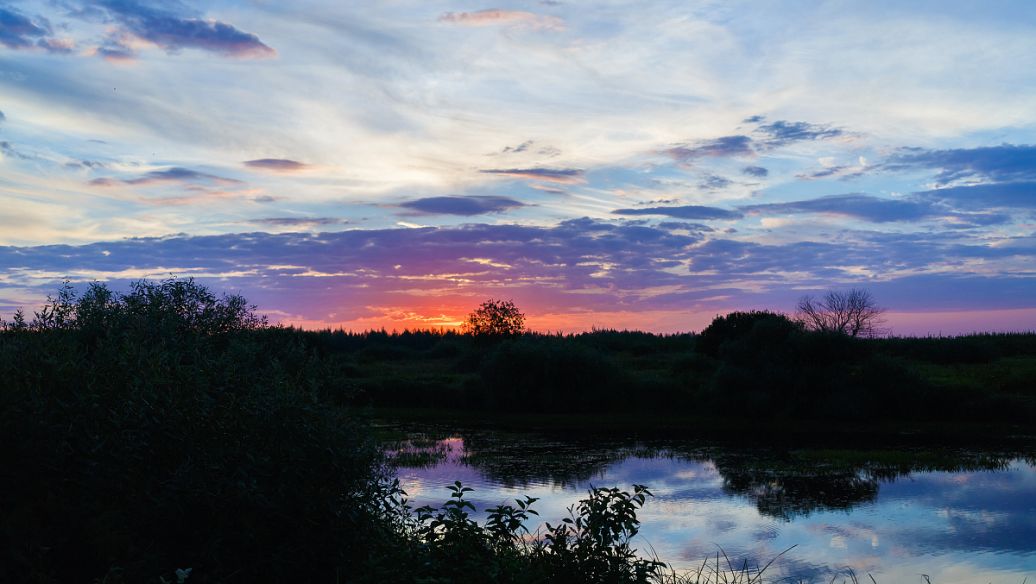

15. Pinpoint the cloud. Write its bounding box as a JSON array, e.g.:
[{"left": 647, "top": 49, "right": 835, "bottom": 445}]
[
  {"left": 0, "top": 141, "right": 33, "bottom": 160},
  {"left": 699, "top": 174, "right": 732, "bottom": 190},
  {"left": 500, "top": 140, "right": 533, "bottom": 154},
  {"left": 741, "top": 193, "right": 1014, "bottom": 227},
  {"left": 612, "top": 205, "right": 742, "bottom": 220},
  {"left": 3, "top": 220, "right": 1034, "bottom": 331},
  {"left": 244, "top": 158, "right": 308, "bottom": 172},
  {"left": 93, "top": 0, "right": 274, "bottom": 58},
  {"left": 438, "top": 9, "right": 564, "bottom": 31},
  {"left": 96, "top": 35, "right": 136, "bottom": 61},
  {"left": 480, "top": 167, "right": 585, "bottom": 184},
  {"left": 742, "top": 166, "right": 768, "bottom": 178},
  {"left": 249, "top": 217, "right": 346, "bottom": 227},
  {"left": 0, "top": 6, "right": 69, "bottom": 53},
  {"left": 755, "top": 120, "right": 843, "bottom": 146},
  {"left": 90, "top": 167, "right": 241, "bottom": 186},
  {"left": 918, "top": 181, "right": 1036, "bottom": 210},
  {"left": 664, "top": 136, "right": 753, "bottom": 162},
  {"left": 400, "top": 196, "right": 526, "bottom": 216},
  {"left": 0, "top": 110, "right": 4, "bottom": 123},
  {"left": 742, "top": 194, "right": 941, "bottom": 223},
  {"left": 884, "top": 144, "right": 1036, "bottom": 185}
]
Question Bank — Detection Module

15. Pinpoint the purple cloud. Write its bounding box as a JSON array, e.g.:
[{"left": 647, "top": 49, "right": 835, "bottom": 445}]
[
  {"left": 742, "top": 194, "right": 937, "bottom": 223},
  {"left": 244, "top": 159, "right": 308, "bottom": 172},
  {"left": 612, "top": 205, "right": 742, "bottom": 220},
  {"left": 742, "top": 166, "right": 768, "bottom": 178},
  {"left": 699, "top": 174, "right": 732, "bottom": 190},
  {"left": 0, "top": 6, "right": 69, "bottom": 53},
  {"left": 90, "top": 167, "right": 241, "bottom": 186},
  {"left": 755, "top": 120, "right": 843, "bottom": 146},
  {"left": 885, "top": 144, "right": 1036, "bottom": 185},
  {"left": 665, "top": 135, "right": 753, "bottom": 162},
  {"left": 439, "top": 9, "right": 564, "bottom": 30},
  {"left": 479, "top": 167, "right": 585, "bottom": 184},
  {"left": 918, "top": 181, "right": 1036, "bottom": 210},
  {"left": 94, "top": 0, "right": 274, "bottom": 58},
  {"left": 400, "top": 196, "right": 526, "bottom": 216},
  {"left": 741, "top": 193, "right": 1015, "bottom": 227}
]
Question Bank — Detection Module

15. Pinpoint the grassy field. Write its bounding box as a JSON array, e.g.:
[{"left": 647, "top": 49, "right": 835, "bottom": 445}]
[{"left": 311, "top": 322, "right": 1036, "bottom": 431}]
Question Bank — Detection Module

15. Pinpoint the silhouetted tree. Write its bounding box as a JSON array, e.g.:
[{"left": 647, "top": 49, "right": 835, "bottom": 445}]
[
  {"left": 465, "top": 299, "right": 525, "bottom": 336},
  {"left": 797, "top": 288, "right": 886, "bottom": 337}
]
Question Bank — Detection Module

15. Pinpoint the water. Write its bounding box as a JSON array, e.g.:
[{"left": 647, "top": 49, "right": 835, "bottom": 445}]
[{"left": 384, "top": 424, "right": 1036, "bottom": 583}]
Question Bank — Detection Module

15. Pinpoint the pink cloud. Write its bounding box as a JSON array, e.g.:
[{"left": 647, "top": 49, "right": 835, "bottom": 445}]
[{"left": 439, "top": 9, "right": 564, "bottom": 31}]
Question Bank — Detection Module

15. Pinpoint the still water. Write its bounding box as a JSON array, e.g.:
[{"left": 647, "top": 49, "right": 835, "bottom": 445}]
[{"left": 384, "top": 424, "right": 1036, "bottom": 583}]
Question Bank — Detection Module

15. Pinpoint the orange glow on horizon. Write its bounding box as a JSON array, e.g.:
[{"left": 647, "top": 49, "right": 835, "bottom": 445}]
[{"left": 276, "top": 305, "right": 1036, "bottom": 336}]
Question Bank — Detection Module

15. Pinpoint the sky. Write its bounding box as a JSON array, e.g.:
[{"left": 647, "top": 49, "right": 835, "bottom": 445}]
[{"left": 1, "top": 0, "right": 1035, "bottom": 334}]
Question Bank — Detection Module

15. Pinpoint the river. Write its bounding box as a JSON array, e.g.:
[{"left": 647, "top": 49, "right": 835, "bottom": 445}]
[{"left": 383, "top": 422, "right": 1036, "bottom": 583}]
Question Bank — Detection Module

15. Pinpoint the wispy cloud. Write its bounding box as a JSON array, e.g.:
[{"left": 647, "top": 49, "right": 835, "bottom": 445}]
[
  {"left": 664, "top": 136, "right": 753, "bottom": 162},
  {"left": 741, "top": 192, "right": 1016, "bottom": 227},
  {"left": 755, "top": 120, "right": 843, "bottom": 146},
  {"left": 438, "top": 9, "right": 564, "bottom": 31},
  {"left": 400, "top": 196, "right": 526, "bottom": 216},
  {"left": 480, "top": 167, "right": 585, "bottom": 184},
  {"left": 248, "top": 217, "right": 346, "bottom": 227},
  {"left": 613, "top": 205, "right": 742, "bottom": 220},
  {"left": 742, "top": 194, "right": 942, "bottom": 223},
  {"left": 90, "top": 167, "right": 241, "bottom": 186}
]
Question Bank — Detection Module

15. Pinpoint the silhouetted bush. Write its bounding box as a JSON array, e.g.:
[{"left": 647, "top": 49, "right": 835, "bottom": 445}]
[
  {"left": 0, "top": 280, "right": 388, "bottom": 583},
  {"left": 696, "top": 311, "right": 800, "bottom": 358}
]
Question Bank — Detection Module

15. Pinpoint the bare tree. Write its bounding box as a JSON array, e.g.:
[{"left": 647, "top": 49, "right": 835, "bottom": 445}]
[
  {"left": 465, "top": 298, "right": 526, "bottom": 336},
  {"left": 797, "top": 288, "right": 886, "bottom": 337}
]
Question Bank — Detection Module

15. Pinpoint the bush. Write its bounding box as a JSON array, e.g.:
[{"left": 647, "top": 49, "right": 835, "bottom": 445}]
[
  {"left": 696, "top": 311, "right": 800, "bottom": 358},
  {"left": 0, "top": 279, "right": 387, "bottom": 583},
  {"left": 375, "top": 481, "right": 665, "bottom": 584}
]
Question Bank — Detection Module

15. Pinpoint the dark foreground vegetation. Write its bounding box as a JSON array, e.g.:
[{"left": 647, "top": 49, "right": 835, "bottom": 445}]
[
  {"left": 2, "top": 280, "right": 1034, "bottom": 582},
  {"left": 322, "top": 309, "right": 1035, "bottom": 427}
]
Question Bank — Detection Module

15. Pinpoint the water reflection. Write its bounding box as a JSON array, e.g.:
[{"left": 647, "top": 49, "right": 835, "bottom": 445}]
[{"left": 386, "top": 425, "right": 1036, "bottom": 583}]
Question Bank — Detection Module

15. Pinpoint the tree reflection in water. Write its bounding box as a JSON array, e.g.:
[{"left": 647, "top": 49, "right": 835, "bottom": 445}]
[{"left": 385, "top": 421, "right": 1027, "bottom": 521}]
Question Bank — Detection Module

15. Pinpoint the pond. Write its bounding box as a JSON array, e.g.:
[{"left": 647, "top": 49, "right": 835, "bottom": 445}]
[{"left": 382, "top": 423, "right": 1036, "bottom": 583}]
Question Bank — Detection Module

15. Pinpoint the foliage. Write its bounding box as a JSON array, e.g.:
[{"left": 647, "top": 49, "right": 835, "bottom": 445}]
[
  {"left": 0, "top": 279, "right": 384, "bottom": 583},
  {"left": 796, "top": 288, "right": 886, "bottom": 338},
  {"left": 695, "top": 311, "right": 800, "bottom": 358},
  {"left": 380, "top": 481, "right": 666, "bottom": 584},
  {"left": 465, "top": 298, "right": 526, "bottom": 336}
]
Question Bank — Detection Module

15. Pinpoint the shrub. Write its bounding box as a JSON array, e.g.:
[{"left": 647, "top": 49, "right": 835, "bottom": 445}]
[
  {"left": 0, "top": 280, "right": 386, "bottom": 583},
  {"left": 376, "top": 481, "right": 665, "bottom": 584},
  {"left": 696, "top": 311, "right": 800, "bottom": 358}
]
